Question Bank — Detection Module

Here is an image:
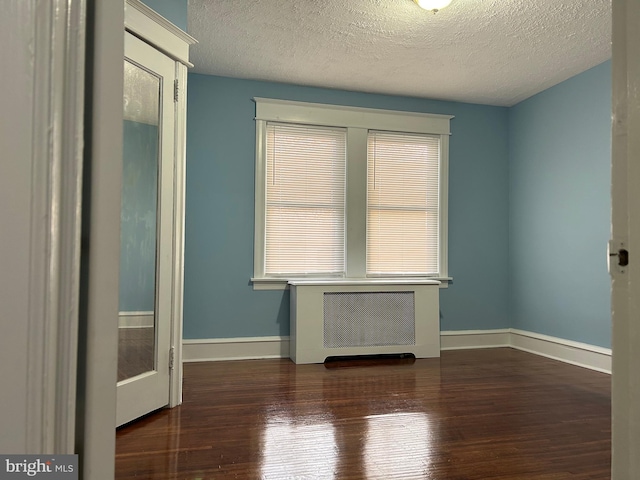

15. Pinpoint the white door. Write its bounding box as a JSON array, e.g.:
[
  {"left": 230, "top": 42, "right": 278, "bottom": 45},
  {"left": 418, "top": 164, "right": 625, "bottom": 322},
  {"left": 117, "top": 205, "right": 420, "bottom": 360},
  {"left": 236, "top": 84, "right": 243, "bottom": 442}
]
[
  {"left": 611, "top": 0, "right": 640, "bottom": 477},
  {"left": 117, "top": 32, "right": 176, "bottom": 427}
]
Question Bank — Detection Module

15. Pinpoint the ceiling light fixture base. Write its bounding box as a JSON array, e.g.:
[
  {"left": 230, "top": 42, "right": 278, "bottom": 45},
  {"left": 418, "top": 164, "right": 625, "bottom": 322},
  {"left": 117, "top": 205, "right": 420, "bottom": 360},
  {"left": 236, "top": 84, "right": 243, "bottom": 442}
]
[{"left": 413, "top": 0, "right": 453, "bottom": 12}]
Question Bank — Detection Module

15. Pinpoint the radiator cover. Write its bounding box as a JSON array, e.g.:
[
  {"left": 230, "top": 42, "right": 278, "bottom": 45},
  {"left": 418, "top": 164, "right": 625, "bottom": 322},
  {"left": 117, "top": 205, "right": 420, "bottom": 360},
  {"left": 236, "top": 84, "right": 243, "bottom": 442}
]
[
  {"left": 323, "top": 291, "right": 416, "bottom": 348},
  {"left": 289, "top": 280, "right": 440, "bottom": 364}
]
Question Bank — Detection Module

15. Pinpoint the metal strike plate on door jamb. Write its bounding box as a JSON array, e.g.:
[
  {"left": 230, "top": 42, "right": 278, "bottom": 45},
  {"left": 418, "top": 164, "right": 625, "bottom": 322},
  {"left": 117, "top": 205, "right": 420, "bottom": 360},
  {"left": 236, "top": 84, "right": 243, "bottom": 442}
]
[{"left": 609, "top": 240, "right": 629, "bottom": 274}]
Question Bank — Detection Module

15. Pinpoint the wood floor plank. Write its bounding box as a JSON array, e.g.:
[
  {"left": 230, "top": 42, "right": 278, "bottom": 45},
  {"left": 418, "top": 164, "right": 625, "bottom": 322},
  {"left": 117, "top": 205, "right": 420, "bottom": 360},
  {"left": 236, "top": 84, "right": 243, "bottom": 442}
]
[{"left": 116, "top": 348, "right": 611, "bottom": 479}]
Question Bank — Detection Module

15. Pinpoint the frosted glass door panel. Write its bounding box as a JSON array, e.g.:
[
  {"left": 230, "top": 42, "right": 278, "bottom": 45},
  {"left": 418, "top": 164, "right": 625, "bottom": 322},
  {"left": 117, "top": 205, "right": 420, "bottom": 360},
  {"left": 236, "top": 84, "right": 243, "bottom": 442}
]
[{"left": 118, "top": 60, "right": 161, "bottom": 382}]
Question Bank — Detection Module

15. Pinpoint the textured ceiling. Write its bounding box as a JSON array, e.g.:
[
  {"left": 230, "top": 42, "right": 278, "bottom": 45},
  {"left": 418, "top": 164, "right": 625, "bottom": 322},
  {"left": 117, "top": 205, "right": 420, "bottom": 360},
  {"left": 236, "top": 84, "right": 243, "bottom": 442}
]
[{"left": 188, "top": 0, "right": 611, "bottom": 107}]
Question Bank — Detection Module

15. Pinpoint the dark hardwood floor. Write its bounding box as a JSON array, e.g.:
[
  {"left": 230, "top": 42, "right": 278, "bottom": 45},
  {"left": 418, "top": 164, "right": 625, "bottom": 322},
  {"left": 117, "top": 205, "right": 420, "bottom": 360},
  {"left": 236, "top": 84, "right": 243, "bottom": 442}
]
[{"left": 116, "top": 348, "right": 611, "bottom": 479}]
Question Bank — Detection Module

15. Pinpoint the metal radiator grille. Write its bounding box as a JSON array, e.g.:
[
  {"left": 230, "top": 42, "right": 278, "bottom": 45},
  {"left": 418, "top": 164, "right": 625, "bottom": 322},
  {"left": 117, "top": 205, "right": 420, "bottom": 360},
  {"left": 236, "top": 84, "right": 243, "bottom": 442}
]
[{"left": 323, "top": 291, "right": 415, "bottom": 348}]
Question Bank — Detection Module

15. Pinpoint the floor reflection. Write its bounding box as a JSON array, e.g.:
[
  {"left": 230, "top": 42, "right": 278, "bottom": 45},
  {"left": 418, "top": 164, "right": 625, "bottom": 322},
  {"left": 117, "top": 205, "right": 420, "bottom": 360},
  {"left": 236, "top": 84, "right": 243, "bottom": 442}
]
[
  {"left": 261, "top": 415, "right": 337, "bottom": 480},
  {"left": 364, "top": 412, "right": 432, "bottom": 479}
]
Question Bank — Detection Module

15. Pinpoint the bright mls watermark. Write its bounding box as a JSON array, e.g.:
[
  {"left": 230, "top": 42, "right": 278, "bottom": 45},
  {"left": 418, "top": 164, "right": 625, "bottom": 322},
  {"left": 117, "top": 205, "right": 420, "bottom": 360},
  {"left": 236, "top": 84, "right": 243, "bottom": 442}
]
[{"left": 0, "top": 456, "right": 77, "bottom": 479}]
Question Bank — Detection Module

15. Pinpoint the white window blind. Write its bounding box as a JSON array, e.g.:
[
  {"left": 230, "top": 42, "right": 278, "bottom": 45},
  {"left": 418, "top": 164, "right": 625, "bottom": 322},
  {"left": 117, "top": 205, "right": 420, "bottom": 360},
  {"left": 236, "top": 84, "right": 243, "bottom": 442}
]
[
  {"left": 265, "top": 123, "right": 346, "bottom": 275},
  {"left": 367, "top": 131, "right": 440, "bottom": 275}
]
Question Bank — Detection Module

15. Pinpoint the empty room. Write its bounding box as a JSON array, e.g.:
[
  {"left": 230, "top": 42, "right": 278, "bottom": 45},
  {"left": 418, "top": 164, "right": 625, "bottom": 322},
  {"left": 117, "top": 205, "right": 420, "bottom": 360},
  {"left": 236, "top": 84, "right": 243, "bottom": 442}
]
[
  {"left": 8, "top": 0, "right": 640, "bottom": 479},
  {"left": 114, "top": 0, "right": 617, "bottom": 478}
]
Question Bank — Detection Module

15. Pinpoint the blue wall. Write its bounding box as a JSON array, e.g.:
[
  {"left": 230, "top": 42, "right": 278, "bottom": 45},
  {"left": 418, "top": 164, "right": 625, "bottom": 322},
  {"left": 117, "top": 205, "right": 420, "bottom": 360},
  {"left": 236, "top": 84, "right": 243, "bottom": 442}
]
[
  {"left": 140, "top": 0, "right": 611, "bottom": 347},
  {"left": 140, "top": 0, "right": 187, "bottom": 31},
  {"left": 508, "top": 61, "right": 611, "bottom": 348},
  {"left": 184, "top": 75, "right": 510, "bottom": 339}
]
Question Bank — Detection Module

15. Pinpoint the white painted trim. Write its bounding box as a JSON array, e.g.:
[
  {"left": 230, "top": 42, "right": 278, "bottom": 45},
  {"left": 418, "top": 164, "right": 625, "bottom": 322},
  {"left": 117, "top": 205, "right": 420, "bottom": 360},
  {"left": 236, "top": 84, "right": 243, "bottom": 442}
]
[
  {"left": 251, "top": 277, "right": 289, "bottom": 290},
  {"left": 19, "top": 0, "right": 86, "bottom": 455},
  {"left": 252, "top": 277, "right": 452, "bottom": 290},
  {"left": 118, "top": 311, "right": 154, "bottom": 328},
  {"left": 28, "top": 0, "right": 54, "bottom": 454},
  {"left": 2, "top": 0, "right": 35, "bottom": 454},
  {"left": 75, "top": 0, "right": 123, "bottom": 476},
  {"left": 440, "top": 329, "right": 511, "bottom": 350},
  {"left": 181, "top": 329, "right": 612, "bottom": 375},
  {"left": 125, "top": 0, "right": 197, "bottom": 67},
  {"left": 183, "top": 337, "right": 291, "bottom": 362},
  {"left": 288, "top": 279, "right": 441, "bottom": 286},
  {"left": 53, "top": 0, "right": 86, "bottom": 453},
  {"left": 510, "top": 329, "right": 612, "bottom": 374},
  {"left": 439, "top": 134, "right": 450, "bottom": 278},
  {"left": 345, "top": 127, "right": 367, "bottom": 278},
  {"left": 169, "top": 61, "right": 189, "bottom": 409},
  {"left": 254, "top": 98, "right": 453, "bottom": 134},
  {"left": 443, "top": 329, "right": 610, "bottom": 373},
  {"left": 253, "top": 120, "right": 267, "bottom": 281}
]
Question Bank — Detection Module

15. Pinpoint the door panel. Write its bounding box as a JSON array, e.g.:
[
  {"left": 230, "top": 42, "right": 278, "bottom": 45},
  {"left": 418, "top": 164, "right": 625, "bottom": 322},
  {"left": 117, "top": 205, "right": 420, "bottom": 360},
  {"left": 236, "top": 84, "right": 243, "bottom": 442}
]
[{"left": 117, "top": 32, "right": 175, "bottom": 427}]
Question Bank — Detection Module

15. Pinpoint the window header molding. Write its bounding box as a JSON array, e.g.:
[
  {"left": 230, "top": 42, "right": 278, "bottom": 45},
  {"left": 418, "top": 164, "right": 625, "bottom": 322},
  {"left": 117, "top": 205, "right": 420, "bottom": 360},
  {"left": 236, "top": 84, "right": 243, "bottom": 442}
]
[{"left": 253, "top": 98, "right": 453, "bottom": 135}]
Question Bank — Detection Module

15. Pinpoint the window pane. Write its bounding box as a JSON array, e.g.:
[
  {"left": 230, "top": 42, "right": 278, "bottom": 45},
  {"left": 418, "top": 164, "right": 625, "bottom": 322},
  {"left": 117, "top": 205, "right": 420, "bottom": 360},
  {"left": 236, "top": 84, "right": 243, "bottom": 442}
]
[
  {"left": 367, "top": 131, "right": 440, "bottom": 275},
  {"left": 265, "top": 123, "right": 346, "bottom": 275}
]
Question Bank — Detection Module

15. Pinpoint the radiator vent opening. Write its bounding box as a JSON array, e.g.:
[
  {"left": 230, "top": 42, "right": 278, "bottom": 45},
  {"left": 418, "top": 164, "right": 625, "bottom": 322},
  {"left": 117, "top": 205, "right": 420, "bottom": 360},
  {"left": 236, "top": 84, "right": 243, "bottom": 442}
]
[
  {"left": 324, "top": 353, "right": 416, "bottom": 368},
  {"left": 323, "top": 291, "right": 416, "bottom": 348}
]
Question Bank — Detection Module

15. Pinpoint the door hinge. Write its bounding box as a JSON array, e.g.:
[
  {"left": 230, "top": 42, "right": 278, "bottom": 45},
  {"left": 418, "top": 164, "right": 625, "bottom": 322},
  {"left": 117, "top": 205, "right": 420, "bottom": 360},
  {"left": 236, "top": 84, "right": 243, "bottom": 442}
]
[
  {"left": 169, "top": 346, "right": 175, "bottom": 370},
  {"left": 173, "top": 78, "right": 179, "bottom": 102}
]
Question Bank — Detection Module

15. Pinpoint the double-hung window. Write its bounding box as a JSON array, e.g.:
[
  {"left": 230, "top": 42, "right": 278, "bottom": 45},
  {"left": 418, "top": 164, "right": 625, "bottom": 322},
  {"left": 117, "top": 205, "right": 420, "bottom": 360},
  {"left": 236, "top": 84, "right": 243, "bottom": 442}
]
[
  {"left": 264, "top": 123, "right": 346, "bottom": 276},
  {"left": 253, "top": 98, "right": 452, "bottom": 289},
  {"left": 367, "top": 131, "right": 441, "bottom": 276}
]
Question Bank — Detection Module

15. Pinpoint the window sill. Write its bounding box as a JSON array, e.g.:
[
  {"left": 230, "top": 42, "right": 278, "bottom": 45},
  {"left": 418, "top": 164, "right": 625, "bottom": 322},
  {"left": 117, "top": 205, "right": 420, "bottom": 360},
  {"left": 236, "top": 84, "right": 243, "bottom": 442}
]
[{"left": 251, "top": 277, "right": 452, "bottom": 291}]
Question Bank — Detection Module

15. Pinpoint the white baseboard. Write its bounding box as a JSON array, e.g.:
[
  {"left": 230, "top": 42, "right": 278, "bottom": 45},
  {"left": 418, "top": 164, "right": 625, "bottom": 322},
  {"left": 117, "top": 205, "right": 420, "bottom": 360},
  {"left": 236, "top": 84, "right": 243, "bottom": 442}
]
[
  {"left": 118, "top": 311, "right": 154, "bottom": 328},
  {"left": 441, "top": 328, "right": 611, "bottom": 374},
  {"left": 182, "top": 336, "right": 290, "bottom": 362},
  {"left": 440, "top": 329, "right": 510, "bottom": 350},
  {"left": 509, "top": 329, "right": 611, "bottom": 374},
  {"left": 182, "top": 329, "right": 611, "bottom": 374}
]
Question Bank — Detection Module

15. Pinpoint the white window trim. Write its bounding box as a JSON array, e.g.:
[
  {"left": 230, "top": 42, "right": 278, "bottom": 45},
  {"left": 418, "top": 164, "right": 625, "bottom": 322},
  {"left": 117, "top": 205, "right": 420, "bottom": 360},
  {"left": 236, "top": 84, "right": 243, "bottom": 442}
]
[{"left": 252, "top": 98, "right": 453, "bottom": 290}]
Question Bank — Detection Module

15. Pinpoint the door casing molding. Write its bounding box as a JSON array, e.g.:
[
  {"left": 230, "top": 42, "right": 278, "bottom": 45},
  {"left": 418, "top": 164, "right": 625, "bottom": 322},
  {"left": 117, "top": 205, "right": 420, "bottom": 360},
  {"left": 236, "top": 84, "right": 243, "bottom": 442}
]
[
  {"left": 24, "top": 0, "right": 87, "bottom": 455},
  {"left": 74, "top": 0, "right": 123, "bottom": 478},
  {"left": 611, "top": 0, "right": 640, "bottom": 477}
]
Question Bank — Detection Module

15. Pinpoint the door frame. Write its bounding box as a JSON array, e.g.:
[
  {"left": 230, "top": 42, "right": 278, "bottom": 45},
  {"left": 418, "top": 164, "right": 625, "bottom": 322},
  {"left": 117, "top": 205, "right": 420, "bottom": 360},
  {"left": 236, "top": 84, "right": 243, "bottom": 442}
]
[
  {"left": 1, "top": 0, "right": 87, "bottom": 455},
  {"left": 611, "top": 0, "right": 640, "bottom": 477},
  {"left": 124, "top": 0, "right": 196, "bottom": 410},
  {"left": 75, "top": 0, "right": 123, "bottom": 478}
]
